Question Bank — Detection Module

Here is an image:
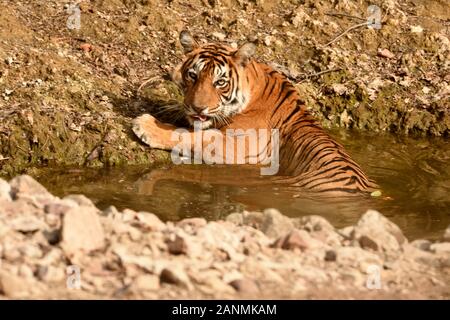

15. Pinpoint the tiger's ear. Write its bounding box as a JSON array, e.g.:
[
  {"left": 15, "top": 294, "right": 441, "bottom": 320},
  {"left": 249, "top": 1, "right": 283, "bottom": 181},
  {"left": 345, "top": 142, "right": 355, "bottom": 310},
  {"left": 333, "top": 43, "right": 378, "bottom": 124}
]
[
  {"left": 233, "top": 43, "right": 256, "bottom": 66},
  {"left": 179, "top": 30, "right": 198, "bottom": 54}
]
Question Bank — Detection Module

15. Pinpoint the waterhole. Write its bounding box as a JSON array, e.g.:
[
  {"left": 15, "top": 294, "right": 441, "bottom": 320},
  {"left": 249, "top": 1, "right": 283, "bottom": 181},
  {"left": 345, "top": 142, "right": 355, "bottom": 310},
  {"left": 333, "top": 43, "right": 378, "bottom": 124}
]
[{"left": 34, "top": 129, "right": 450, "bottom": 240}]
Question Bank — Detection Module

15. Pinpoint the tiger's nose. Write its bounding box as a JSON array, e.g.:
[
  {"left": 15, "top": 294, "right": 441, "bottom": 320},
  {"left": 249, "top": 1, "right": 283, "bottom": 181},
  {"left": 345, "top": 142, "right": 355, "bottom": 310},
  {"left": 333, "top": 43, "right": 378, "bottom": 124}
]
[{"left": 191, "top": 105, "right": 209, "bottom": 114}]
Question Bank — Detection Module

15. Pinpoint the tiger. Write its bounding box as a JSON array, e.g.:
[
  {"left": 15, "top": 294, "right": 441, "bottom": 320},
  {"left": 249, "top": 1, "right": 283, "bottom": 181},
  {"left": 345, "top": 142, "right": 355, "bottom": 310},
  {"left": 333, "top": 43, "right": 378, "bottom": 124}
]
[{"left": 132, "top": 30, "right": 379, "bottom": 196}]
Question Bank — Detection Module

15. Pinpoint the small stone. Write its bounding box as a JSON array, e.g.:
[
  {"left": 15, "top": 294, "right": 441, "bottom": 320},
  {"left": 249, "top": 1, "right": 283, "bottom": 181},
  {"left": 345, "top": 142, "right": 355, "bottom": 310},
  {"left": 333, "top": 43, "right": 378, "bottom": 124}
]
[
  {"left": 0, "top": 272, "right": 31, "bottom": 298},
  {"left": 211, "top": 32, "right": 226, "bottom": 41},
  {"left": 80, "top": 43, "right": 93, "bottom": 52},
  {"left": 359, "top": 235, "right": 379, "bottom": 251},
  {"left": 225, "top": 212, "right": 244, "bottom": 225},
  {"left": 9, "top": 175, "right": 52, "bottom": 200},
  {"left": 44, "top": 203, "right": 72, "bottom": 216},
  {"left": 0, "top": 178, "right": 11, "bottom": 201},
  {"left": 245, "top": 209, "right": 294, "bottom": 238},
  {"left": 410, "top": 239, "right": 432, "bottom": 251},
  {"left": 263, "top": 35, "right": 272, "bottom": 46},
  {"left": 167, "top": 234, "right": 188, "bottom": 255},
  {"left": 444, "top": 226, "right": 450, "bottom": 241},
  {"left": 430, "top": 243, "right": 450, "bottom": 254},
  {"left": 61, "top": 206, "right": 105, "bottom": 255},
  {"left": 410, "top": 25, "right": 423, "bottom": 33},
  {"left": 229, "top": 278, "right": 259, "bottom": 294},
  {"left": 324, "top": 250, "right": 337, "bottom": 261},
  {"left": 177, "top": 217, "right": 207, "bottom": 230},
  {"left": 353, "top": 210, "right": 407, "bottom": 257},
  {"left": 133, "top": 274, "right": 160, "bottom": 291},
  {"left": 160, "top": 267, "right": 191, "bottom": 288},
  {"left": 37, "top": 266, "right": 65, "bottom": 283},
  {"left": 377, "top": 48, "right": 395, "bottom": 59},
  {"left": 272, "top": 229, "right": 322, "bottom": 251},
  {"left": 10, "top": 215, "right": 47, "bottom": 233},
  {"left": 136, "top": 212, "right": 165, "bottom": 231}
]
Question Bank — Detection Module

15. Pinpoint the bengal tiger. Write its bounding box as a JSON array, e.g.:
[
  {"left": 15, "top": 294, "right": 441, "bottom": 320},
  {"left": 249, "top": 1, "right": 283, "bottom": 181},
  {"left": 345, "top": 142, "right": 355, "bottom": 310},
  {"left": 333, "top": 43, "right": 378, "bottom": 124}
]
[{"left": 132, "top": 31, "right": 379, "bottom": 196}]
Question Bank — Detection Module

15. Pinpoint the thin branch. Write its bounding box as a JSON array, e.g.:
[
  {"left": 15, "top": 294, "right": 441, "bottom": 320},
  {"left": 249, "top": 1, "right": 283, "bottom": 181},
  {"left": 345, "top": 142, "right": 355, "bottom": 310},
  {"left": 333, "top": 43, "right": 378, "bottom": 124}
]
[
  {"left": 325, "top": 12, "right": 366, "bottom": 22},
  {"left": 323, "top": 21, "right": 369, "bottom": 47}
]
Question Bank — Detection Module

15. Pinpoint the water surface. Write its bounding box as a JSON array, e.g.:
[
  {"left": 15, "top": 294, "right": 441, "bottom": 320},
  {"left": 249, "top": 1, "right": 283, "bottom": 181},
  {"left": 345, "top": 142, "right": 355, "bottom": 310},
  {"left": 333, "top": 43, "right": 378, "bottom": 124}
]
[{"left": 35, "top": 130, "right": 450, "bottom": 240}]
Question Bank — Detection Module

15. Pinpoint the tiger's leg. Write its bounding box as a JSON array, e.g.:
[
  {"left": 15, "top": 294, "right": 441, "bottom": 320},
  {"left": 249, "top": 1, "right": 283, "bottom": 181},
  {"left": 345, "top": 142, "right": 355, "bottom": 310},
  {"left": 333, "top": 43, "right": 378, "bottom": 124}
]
[{"left": 132, "top": 114, "right": 260, "bottom": 164}]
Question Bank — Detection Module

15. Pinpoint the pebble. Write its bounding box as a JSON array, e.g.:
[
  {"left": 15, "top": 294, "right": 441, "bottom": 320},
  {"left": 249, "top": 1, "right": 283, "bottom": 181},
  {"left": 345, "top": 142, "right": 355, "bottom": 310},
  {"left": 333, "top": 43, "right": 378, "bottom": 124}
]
[
  {"left": 9, "top": 175, "right": 52, "bottom": 200},
  {"left": 160, "top": 267, "right": 191, "bottom": 289},
  {"left": 167, "top": 234, "right": 188, "bottom": 255},
  {"left": 229, "top": 278, "right": 259, "bottom": 294},
  {"left": 61, "top": 206, "right": 106, "bottom": 256}
]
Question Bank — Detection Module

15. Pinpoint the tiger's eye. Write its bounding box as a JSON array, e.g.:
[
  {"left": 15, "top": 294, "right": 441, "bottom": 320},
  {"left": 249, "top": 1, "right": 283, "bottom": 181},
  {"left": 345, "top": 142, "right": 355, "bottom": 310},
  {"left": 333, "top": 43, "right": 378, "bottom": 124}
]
[
  {"left": 187, "top": 70, "right": 197, "bottom": 80},
  {"left": 215, "top": 79, "right": 227, "bottom": 87}
]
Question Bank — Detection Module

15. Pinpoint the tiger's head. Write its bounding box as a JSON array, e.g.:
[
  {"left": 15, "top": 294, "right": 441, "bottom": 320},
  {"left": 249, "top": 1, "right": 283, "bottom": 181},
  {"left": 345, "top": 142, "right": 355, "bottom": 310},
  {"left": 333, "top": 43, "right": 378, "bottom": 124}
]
[{"left": 172, "top": 31, "right": 256, "bottom": 129}]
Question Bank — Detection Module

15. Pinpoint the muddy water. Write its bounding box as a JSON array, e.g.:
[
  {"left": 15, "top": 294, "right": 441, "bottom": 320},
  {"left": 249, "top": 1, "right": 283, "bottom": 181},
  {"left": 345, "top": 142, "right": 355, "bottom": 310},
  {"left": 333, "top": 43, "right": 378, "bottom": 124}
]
[{"left": 34, "top": 130, "right": 450, "bottom": 240}]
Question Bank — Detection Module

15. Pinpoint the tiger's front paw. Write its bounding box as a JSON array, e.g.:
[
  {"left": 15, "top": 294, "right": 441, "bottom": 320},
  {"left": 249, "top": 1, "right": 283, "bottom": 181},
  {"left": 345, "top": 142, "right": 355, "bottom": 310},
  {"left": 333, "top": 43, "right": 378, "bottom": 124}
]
[{"left": 132, "top": 114, "right": 169, "bottom": 150}]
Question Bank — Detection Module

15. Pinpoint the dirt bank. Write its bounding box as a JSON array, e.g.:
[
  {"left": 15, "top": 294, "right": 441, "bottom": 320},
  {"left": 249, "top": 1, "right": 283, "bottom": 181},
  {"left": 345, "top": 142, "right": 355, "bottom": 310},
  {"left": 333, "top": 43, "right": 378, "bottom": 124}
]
[
  {"left": 0, "top": 0, "right": 449, "bottom": 175},
  {"left": 0, "top": 175, "right": 449, "bottom": 299}
]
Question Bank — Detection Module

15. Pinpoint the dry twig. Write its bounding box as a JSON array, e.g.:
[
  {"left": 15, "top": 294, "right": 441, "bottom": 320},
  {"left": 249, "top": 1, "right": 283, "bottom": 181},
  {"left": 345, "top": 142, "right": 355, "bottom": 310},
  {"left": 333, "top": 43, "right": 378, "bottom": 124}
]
[{"left": 323, "top": 21, "right": 370, "bottom": 47}]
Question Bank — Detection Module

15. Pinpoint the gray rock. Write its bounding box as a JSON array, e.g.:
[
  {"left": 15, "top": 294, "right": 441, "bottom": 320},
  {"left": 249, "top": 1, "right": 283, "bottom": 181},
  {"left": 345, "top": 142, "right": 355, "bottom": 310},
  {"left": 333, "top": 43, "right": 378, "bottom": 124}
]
[
  {"left": 352, "top": 210, "right": 407, "bottom": 256},
  {"left": 61, "top": 206, "right": 105, "bottom": 256},
  {"left": 243, "top": 208, "right": 294, "bottom": 238},
  {"left": 9, "top": 175, "right": 52, "bottom": 200}
]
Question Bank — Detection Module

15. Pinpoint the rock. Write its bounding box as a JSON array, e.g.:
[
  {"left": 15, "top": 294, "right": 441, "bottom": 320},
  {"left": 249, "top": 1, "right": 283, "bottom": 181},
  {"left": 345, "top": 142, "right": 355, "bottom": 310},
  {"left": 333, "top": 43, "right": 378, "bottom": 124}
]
[
  {"left": 36, "top": 265, "right": 65, "bottom": 283},
  {"left": 0, "top": 272, "right": 31, "bottom": 298},
  {"left": 324, "top": 249, "right": 337, "bottom": 262},
  {"left": 352, "top": 210, "right": 407, "bottom": 256},
  {"left": 335, "top": 247, "right": 382, "bottom": 271},
  {"left": 244, "top": 209, "right": 294, "bottom": 238},
  {"left": 225, "top": 212, "right": 244, "bottom": 225},
  {"left": 0, "top": 178, "right": 11, "bottom": 201},
  {"left": 444, "top": 226, "right": 450, "bottom": 242},
  {"left": 377, "top": 48, "right": 395, "bottom": 59},
  {"left": 295, "top": 215, "right": 342, "bottom": 246},
  {"left": 61, "top": 206, "right": 105, "bottom": 255},
  {"left": 160, "top": 267, "right": 191, "bottom": 289},
  {"left": 133, "top": 274, "right": 160, "bottom": 291},
  {"left": 430, "top": 243, "right": 450, "bottom": 254},
  {"left": 136, "top": 212, "right": 165, "bottom": 231},
  {"left": 177, "top": 217, "right": 207, "bottom": 230},
  {"left": 9, "top": 175, "right": 52, "bottom": 200},
  {"left": 410, "top": 239, "right": 432, "bottom": 251},
  {"left": 211, "top": 32, "right": 226, "bottom": 41},
  {"left": 229, "top": 278, "right": 259, "bottom": 294},
  {"left": 9, "top": 215, "right": 47, "bottom": 232},
  {"left": 167, "top": 234, "right": 188, "bottom": 255},
  {"left": 44, "top": 203, "right": 72, "bottom": 216},
  {"left": 272, "top": 229, "right": 321, "bottom": 251}
]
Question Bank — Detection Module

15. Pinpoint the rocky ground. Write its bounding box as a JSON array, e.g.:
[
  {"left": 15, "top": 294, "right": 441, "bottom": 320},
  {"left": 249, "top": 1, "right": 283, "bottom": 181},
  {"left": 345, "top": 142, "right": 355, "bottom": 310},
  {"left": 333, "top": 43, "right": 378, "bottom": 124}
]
[
  {"left": 0, "top": 0, "right": 449, "bottom": 176},
  {"left": 0, "top": 175, "right": 449, "bottom": 299}
]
